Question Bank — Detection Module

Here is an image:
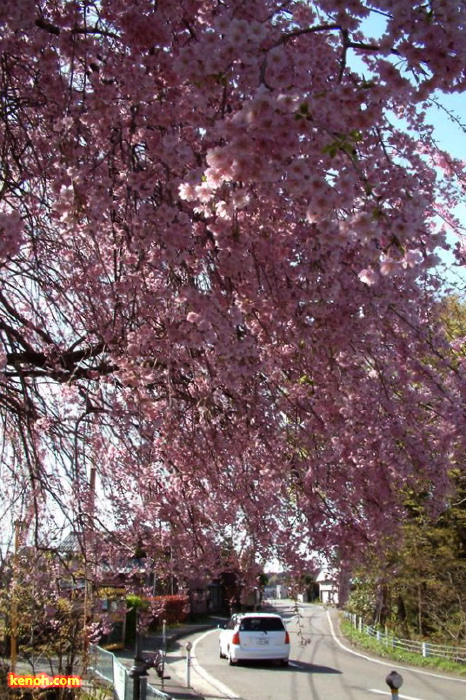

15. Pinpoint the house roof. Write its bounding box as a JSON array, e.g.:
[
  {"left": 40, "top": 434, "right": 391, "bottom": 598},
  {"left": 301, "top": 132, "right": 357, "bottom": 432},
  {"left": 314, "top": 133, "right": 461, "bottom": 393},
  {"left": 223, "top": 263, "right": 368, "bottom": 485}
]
[
  {"left": 316, "top": 568, "right": 338, "bottom": 583},
  {"left": 59, "top": 531, "right": 82, "bottom": 553}
]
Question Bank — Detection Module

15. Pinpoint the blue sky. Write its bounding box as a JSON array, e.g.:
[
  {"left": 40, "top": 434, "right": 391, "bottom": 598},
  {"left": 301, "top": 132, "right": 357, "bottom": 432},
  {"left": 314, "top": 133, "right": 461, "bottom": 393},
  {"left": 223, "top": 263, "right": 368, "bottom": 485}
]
[
  {"left": 427, "top": 92, "right": 466, "bottom": 160},
  {"left": 427, "top": 91, "right": 466, "bottom": 291},
  {"left": 347, "top": 12, "right": 466, "bottom": 291}
]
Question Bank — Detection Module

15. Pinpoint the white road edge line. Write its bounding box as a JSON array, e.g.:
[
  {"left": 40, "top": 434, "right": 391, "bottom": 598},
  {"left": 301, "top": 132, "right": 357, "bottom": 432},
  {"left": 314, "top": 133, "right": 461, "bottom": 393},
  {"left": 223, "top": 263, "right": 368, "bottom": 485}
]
[
  {"left": 369, "top": 690, "right": 424, "bottom": 700},
  {"left": 326, "top": 610, "right": 466, "bottom": 684},
  {"left": 191, "top": 628, "right": 240, "bottom": 699}
]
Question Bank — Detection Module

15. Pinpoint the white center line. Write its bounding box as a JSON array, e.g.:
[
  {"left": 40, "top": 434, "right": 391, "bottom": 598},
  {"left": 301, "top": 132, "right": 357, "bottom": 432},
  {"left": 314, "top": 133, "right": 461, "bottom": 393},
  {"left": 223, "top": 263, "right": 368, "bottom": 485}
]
[{"left": 369, "top": 690, "right": 425, "bottom": 700}]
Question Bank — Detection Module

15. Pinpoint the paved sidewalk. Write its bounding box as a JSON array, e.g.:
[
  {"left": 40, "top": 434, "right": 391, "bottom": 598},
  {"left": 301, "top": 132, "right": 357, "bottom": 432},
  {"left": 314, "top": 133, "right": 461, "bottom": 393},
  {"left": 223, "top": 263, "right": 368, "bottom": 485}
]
[{"left": 115, "top": 621, "right": 220, "bottom": 700}]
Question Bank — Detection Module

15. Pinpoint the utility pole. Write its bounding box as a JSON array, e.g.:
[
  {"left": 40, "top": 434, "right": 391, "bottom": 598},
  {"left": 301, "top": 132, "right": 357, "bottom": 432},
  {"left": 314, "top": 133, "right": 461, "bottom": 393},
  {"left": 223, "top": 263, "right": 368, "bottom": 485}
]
[
  {"left": 10, "top": 520, "right": 21, "bottom": 673},
  {"left": 129, "top": 609, "right": 148, "bottom": 700},
  {"left": 82, "top": 463, "right": 97, "bottom": 676}
]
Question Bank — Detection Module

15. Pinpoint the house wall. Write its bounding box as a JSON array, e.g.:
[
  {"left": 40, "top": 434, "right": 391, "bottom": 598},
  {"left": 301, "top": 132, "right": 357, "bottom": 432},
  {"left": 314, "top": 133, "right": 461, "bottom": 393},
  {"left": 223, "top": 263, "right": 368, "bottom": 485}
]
[
  {"left": 276, "top": 584, "right": 288, "bottom": 599},
  {"left": 319, "top": 583, "right": 339, "bottom": 605}
]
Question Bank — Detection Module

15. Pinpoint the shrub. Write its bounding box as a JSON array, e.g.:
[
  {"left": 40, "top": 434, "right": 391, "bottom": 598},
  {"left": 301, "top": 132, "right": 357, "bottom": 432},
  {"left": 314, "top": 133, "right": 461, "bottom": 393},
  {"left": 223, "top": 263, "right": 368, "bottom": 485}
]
[{"left": 149, "top": 595, "right": 189, "bottom": 626}]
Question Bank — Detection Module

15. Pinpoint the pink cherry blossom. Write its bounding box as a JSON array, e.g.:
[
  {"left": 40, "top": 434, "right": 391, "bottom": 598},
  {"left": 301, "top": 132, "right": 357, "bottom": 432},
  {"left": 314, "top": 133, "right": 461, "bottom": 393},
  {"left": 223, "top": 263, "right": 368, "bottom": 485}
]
[
  {"left": 358, "top": 268, "right": 378, "bottom": 286},
  {"left": 402, "top": 249, "right": 423, "bottom": 268},
  {"left": 380, "top": 255, "right": 400, "bottom": 276}
]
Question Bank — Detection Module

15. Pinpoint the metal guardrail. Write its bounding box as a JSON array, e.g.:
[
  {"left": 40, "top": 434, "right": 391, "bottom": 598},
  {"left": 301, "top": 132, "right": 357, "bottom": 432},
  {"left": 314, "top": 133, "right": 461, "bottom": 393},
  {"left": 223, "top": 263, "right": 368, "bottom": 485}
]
[
  {"left": 344, "top": 612, "right": 466, "bottom": 663},
  {"left": 89, "top": 645, "right": 171, "bottom": 700},
  {"left": 89, "top": 645, "right": 115, "bottom": 687},
  {"left": 146, "top": 683, "right": 171, "bottom": 700}
]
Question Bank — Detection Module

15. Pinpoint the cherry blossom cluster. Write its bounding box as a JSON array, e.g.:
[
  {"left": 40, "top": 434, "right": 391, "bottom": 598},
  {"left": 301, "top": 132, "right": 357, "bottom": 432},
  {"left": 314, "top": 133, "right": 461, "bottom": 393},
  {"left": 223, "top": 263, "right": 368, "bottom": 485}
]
[{"left": 0, "top": 0, "right": 466, "bottom": 584}]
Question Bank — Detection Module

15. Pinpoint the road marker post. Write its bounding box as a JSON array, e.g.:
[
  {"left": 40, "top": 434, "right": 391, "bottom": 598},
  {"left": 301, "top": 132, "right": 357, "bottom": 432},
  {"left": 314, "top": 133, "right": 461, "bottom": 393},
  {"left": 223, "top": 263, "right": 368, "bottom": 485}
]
[
  {"left": 386, "top": 670, "right": 403, "bottom": 698},
  {"left": 185, "top": 641, "right": 193, "bottom": 687}
]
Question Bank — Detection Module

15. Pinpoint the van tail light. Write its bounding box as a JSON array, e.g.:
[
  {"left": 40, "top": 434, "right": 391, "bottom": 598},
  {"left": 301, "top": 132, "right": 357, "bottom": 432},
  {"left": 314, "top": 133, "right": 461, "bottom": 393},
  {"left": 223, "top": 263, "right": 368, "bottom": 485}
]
[
  {"left": 285, "top": 631, "right": 290, "bottom": 644},
  {"left": 232, "top": 631, "right": 240, "bottom": 645}
]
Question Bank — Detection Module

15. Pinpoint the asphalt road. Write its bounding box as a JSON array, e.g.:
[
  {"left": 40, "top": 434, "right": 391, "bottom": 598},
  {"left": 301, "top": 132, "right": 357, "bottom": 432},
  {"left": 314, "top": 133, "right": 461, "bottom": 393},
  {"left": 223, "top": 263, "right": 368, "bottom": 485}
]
[{"left": 167, "top": 601, "right": 466, "bottom": 700}]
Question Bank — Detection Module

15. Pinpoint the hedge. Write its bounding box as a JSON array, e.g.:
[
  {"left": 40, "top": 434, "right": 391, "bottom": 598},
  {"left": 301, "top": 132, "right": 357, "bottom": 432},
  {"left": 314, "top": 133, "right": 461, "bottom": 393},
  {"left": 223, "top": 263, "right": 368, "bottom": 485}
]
[{"left": 150, "top": 595, "right": 189, "bottom": 626}]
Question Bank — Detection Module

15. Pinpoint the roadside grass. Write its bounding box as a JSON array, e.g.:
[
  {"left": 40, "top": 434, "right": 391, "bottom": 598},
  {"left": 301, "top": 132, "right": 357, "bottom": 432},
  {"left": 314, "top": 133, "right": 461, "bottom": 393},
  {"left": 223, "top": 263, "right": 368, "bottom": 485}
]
[
  {"left": 80, "top": 689, "right": 113, "bottom": 700},
  {"left": 339, "top": 618, "right": 466, "bottom": 677}
]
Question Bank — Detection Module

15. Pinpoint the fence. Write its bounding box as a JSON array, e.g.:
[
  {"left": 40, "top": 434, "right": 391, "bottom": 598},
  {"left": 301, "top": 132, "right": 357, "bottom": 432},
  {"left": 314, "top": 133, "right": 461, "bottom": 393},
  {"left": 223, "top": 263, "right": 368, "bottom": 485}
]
[
  {"left": 89, "top": 645, "right": 171, "bottom": 700},
  {"left": 344, "top": 612, "right": 466, "bottom": 664},
  {"left": 146, "top": 683, "right": 170, "bottom": 700}
]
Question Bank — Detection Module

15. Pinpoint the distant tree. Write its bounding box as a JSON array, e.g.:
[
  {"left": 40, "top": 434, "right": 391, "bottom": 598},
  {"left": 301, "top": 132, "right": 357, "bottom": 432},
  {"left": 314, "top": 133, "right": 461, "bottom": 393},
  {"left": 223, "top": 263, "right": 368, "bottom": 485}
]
[
  {"left": 348, "top": 482, "right": 466, "bottom": 643},
  {"left": 347, "top": 296, "right": 466, "bottom": 642}
]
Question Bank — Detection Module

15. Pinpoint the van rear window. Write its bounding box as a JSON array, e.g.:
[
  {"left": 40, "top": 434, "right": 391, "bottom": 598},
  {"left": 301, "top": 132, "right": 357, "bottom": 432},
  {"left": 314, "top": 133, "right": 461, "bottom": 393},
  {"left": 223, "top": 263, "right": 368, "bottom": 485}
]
[{"left": 239, "top": 617, "right": 285, "bottom": 632}]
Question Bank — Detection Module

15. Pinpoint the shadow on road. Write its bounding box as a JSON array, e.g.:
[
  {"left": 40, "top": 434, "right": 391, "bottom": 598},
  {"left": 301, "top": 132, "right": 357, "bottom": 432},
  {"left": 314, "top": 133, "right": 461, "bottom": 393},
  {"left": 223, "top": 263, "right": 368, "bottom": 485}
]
[
  {"left": 232, "top": 660, "right": 342, "bottom": 674},
  {"left": 289, "top": 660, "right": 342, "bottom": 674}
]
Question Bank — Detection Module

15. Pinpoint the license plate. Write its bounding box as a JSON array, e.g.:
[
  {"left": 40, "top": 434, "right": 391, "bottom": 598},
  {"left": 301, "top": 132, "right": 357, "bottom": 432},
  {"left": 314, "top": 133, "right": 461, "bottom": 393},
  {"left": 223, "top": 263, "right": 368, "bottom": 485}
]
[{"left": 258, "top": 638, "right": 269, "bottom": 646}]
